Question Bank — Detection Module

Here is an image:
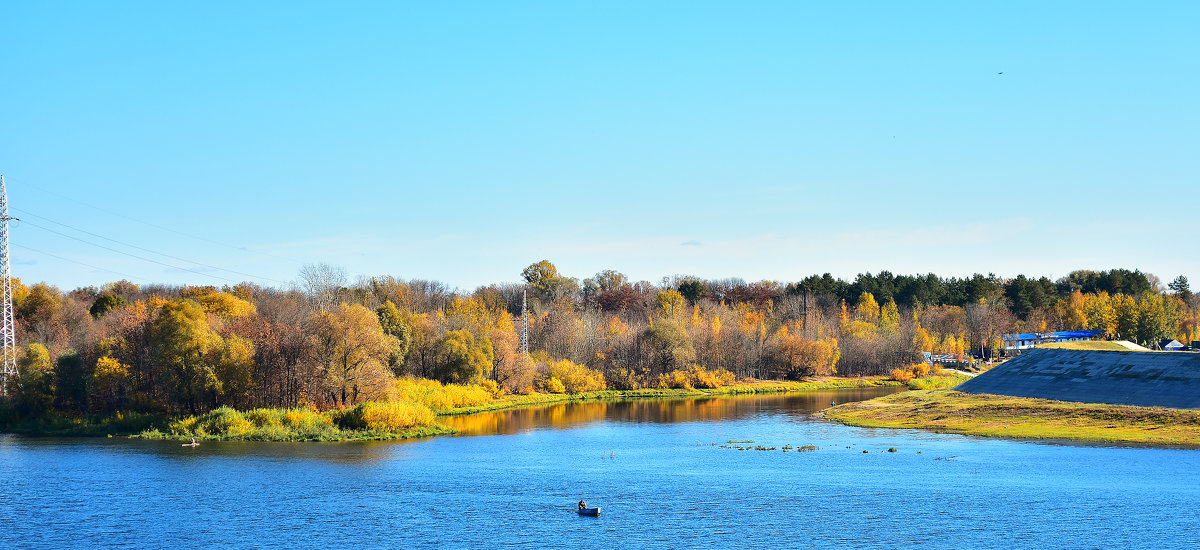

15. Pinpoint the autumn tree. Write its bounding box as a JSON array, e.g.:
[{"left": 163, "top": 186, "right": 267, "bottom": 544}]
[
  {"left": 90, "top": 294, "right": 128, "bottom": 318},
  {"left": 1136, "top": 292, "right": 1180, "bottom": 347},
  {"left": 1113, "top": 294, "right": 1139, "bottom": 341},
  {"left": 150, "top": 300, "right": 254, "bottom": 412},
  {"left": 522, "top": 260, "right": 579, "bottom": 303},
  {"left": 310, "top": 303, "right": 393, "bottom": 407},
  {"left": 9, "top": 344, "right": 55, "bottom": 417},
  {"left": 376, "top": 301, "right": 413, "bottom": 374},
  {"left": 1084, "top": 292, "right": 1117, "bottom": 336},
  {"left": 655, "top": 289, "right": 686, "bottom": 319},
  {"left": 770, "top": 328, "right": 839, "bottom": 379},
  {"left": 432, "top": 329, "right": 494, "bottom": 385},
  {"left": 855, "top": 292, "right": 881, "bottom": 324},
  {"left": 643, "top": 319, "right": 695, "bottom": 374},
  {"left": 91, "top": 355, "right": 132, "bottom": 412}
]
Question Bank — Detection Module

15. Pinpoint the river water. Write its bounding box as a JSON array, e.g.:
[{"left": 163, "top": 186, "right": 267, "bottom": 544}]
[{"left": 2, "top": 388, "right": 1198, "bottom": 549}]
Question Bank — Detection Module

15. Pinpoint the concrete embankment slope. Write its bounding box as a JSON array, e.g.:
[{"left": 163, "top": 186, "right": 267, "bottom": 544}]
[{"left": 957, "top": 348, "right": 1200, "bottom": 409}]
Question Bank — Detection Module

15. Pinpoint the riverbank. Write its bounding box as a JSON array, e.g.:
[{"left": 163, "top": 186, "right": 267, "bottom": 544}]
[
  {"left": 1, "top": 377, "right": 902, "bottom": 441},
  {"left": 821, "top": 389, "right": 1200, "bottom": 447}
]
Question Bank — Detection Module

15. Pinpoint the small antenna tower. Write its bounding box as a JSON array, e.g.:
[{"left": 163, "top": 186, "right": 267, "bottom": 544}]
[
  {"left": 0, "top": 175, "right": 18, "bottom": 395},
  {"left": 519, "top": 289, "right": 529, "bottom": 363}
]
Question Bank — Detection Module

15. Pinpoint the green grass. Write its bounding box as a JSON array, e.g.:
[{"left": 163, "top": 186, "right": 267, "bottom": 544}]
[
  {"left": 907, "top": 373, "right": 971, "bottom": 390},
  {"left": 822, "top": 389, "right": 1200, "bottom": 447},
  {"left": 139, "top": 404, "right": 453, "bottom": 442},
  {"left": 1036, "top": 341, "right": 1137, "bottom": 351}
]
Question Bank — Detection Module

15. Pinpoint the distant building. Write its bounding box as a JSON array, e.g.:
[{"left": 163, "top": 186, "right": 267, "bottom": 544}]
[
  {"left": 1160, "top": 339, "right": 1185, "bottom": 351},
  {"left": 1002, "top": 330, "right": 1105, "bottom": 352}
]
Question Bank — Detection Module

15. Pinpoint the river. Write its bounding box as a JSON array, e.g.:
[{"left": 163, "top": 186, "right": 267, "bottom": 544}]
[{"left": 2, "top": 388, "right": 1198, "bottom": 548}]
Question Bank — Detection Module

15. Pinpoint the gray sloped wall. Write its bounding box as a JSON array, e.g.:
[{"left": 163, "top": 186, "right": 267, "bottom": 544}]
[{"left": 956, "top": 348, "right": 1200, "bottom": 409}]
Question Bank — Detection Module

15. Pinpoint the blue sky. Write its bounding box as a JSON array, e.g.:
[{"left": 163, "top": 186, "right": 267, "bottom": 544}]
[{"left": 3, "top": 1, "right": 1197, "bottom": 291}]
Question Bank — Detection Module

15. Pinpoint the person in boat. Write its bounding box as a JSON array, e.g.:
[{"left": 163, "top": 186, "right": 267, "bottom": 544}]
[{"left": 578, "top": 500, "right": 587, "bottom": 511}]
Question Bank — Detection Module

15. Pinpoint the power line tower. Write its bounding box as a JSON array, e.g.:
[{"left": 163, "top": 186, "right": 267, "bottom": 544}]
[
  {"left": 0, "top": 175, "right": 18, "bottom": 395},
  {"left": 519, "top": 289, "right": 529, "bottom": 364}
]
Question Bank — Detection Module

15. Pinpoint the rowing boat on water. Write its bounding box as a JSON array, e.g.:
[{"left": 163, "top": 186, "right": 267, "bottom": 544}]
[{"left": 577, "top": 507, "right": 600, "bottom": 516}]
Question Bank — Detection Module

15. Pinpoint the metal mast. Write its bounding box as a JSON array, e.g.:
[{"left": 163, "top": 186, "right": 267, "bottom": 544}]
[
  {"left": 0, "top": 175, "right": 17, "bottom": 394},
  {"left": 519, "top": 289, "right": 529, "bottom": 364}
]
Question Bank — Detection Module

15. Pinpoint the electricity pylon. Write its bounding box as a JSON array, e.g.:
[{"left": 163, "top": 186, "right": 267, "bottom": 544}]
[{"left": 0, "top": 175, "right": 17, "bottom": 395}]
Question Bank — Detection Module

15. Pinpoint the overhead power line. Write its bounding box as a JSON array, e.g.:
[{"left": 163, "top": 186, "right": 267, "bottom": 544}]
[
  {"left": 12, "top": 244, "right": 153, "bottom": 283},
  {"left": 20, "top": 182, "right": 304, "bottom": 264},
  {"left": 19, "top": 219, "right": 243, "bottom": 283},
  {"left": 13, "top": 207, "right": 288, "bottom": 284}
]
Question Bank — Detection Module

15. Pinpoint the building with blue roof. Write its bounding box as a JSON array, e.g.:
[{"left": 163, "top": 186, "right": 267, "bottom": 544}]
[{"left": 1001, "top": 330, "right": 1105, "bottom": 352}]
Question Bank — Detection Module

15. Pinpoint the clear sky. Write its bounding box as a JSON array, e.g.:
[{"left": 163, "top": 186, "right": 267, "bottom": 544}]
[{"left": 3, "top": 1, "right": 1197, "bottom": 291}]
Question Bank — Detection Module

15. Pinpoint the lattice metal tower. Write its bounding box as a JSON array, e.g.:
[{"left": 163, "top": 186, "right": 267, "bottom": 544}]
[
  {"left": 519, "top": 289, "right": 529, "bottom": 364},
  {"left": 0, "top": 175, "right": 17, "bottom": 395}
]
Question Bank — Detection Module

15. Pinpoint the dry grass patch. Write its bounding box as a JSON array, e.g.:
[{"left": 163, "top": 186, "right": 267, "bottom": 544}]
[{"left": 822, "top": 390, "right": 1200, "bottom": 447}]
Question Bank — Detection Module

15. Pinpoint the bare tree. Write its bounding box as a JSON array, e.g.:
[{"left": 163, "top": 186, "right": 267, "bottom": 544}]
[{"left": 297, "top": 263, "right": 347, "bottom": 311}]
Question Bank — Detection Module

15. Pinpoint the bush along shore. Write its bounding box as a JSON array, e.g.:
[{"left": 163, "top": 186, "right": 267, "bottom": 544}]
[
  {"left": 820, "top": 389, "right": 1200, "bottom": 447},
  {"left": 2, "top": 376, "right": 903, "bottom": 442}
]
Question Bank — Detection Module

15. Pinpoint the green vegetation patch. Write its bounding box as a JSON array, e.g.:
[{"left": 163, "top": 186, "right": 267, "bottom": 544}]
[
  {"left": 822, "top": 390, "right": 1200, "bottom": 447},
  {"left": 144, "top": 404, "right": 452, "bottom": 442},
  {"left": 1036, "top": 341, "right": 1139, "bottom": 351},
  {"left": 907, "top": 373, "right": 971, "bottom": 390}
]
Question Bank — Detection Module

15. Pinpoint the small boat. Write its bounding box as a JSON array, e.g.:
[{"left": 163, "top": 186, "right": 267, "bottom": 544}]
[{"left": 577, "top": 507, "right": 600, "bottom": 516}]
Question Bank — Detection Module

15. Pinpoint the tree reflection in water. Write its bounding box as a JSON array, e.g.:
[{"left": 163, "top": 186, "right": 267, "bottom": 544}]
[{"left": 441, "top": 388, "right": 902, "bottom": 436}]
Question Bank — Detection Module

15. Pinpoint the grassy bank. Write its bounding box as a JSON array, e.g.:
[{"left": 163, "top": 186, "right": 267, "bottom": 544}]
[
  {"left": 821, "top": 389, "right": 1200, "bottom": 447},
  {"left": 3, "top": 377, "right": 900, "bottom": 441},
  {"left": 1037, "top": 340, "right": 1141, "bottom": 351}
]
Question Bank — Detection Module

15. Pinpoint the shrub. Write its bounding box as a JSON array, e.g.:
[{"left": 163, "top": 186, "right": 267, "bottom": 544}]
[
  {"left": 354, "top": 401, "right": 435, "bottom": 433},
  {"left": 656, "top": 370, "right": 693, "bottom": 390},
  {"left": 542, "top": 377, "right": 566, "bottom": 394},
  {"left": 686, "top": 365, "right": 735, "bottom": 389},
  {"left": 890, "top": 368, "right": 914, "bottom": 383},
  {"left": 605, "top": 368, "right": 643, "bottom": 391},
  {"left": 392, "top": 377, "right": 493, "bottom": 411},
  {"left": 535, "top": 359, "right": 605, "bottom": 394}
]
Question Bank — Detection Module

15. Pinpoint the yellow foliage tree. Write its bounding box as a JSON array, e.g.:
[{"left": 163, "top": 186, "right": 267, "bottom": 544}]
[
  {"left": 912, "top": 328, "right": 934, "bottom": 353},
  {"left": 855, "top": 292, "right": 880, "bottom": 324},
  {"left": 193, "top": 291, "right": 256, "bottom": 318},
  {"left": 310, "top": 303, "right": 393, "bottom": 407},
  {"left": 771, "top": 332, "right": 840, "bottom": 379},
  {"left": 1057, "top": 290, "right": 1088, "bottom": 330},
  {"left": 92, "top": 355, "right": 131, "bottom": 411},
  {"left": 1084, "top": 292, "right": 1117, "bottom": 336},
  {"left": 880, "top": 299, "right": 900, "bottom": 332},
  {"left": 655, "top": 289, "right": 686, "bottom": 319}
]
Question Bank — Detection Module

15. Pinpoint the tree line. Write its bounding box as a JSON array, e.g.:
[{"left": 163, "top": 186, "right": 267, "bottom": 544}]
[{"left": 4, "top": 263, "right": 1197, "bottom": 419}]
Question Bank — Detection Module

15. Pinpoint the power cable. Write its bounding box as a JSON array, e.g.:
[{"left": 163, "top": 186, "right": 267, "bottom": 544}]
[
  {"left": 19, "top": 217, "right": 241, "bottom": 281},
  {"left": 12, "top": 207, "right": 288, "bottom": 284},
  {"left": 18, "top": 182, "right": 305, "bottom": 264},
  {"left": 12, "top": 244, "right": 153, "bottom": 283}
]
